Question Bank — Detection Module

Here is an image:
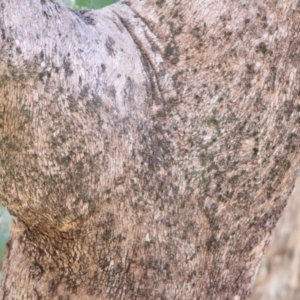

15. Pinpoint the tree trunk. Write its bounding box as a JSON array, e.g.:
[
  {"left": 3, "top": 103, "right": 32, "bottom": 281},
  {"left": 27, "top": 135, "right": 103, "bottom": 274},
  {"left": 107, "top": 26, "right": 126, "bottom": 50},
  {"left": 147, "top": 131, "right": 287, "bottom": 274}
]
[{"left": 1, "top": 0, "right": 300, "bottom": 299}]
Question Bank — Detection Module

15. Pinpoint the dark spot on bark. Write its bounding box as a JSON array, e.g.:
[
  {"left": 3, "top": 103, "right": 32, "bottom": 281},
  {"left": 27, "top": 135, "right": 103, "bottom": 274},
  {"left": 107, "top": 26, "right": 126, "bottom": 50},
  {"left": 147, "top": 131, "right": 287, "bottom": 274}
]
[
  {"left": 124, "top": 76, "right": 135, "bottom": 103},
  {"left": 107, "top": 85, "right": 116, "bottom": 99},
  {"left": 38, "top": 71, "right": 48, "bottom": 83},
  {"left": 101, "top": 227, "right": 112, "bottom": 243},
  {"left": 245, "top": 235, "right": 259, "bottom": 251},
  {"left": 43, "top": 11, "right": 50, "bottom": 19},
  {"left": 252, "top": 148, "right": 259, "bottom": 156},
  {"left": 101, "top": 64, "right": 106, "bottom": 72},
  {"left": 48, "top": 277, "right": 60, "bottom": 296},
  {"left": 57, "top": 155, "right": 72, "bottom": 166},
  {"left": 256, "top": 42, "right": 268, "bottom": 55},
  {"left": 58, "top": 296, "right": 70, "bottom": 300},
  {"left": 224, "top": 31, "right": 233, "bottom": 37},
  {"left": 0, "top": 74, "right": 11, "bottom": 87},
  {"left": 289, "top": 40, "right": 300, "bottom": 65},
  {"left": 204, "top": 202, "right": 220, "bottom": 231},
  {"left": 16, "top": 47, "right": 22, "bottom": 54},
  {"left": 155, "top": 0, "right": 165, "bottom": 7},
  {"left": 283, "top": 100, "right": 294, "bottom": 120},
  {"left": 206, "top": 235, "right": 219, "bottom": 251},
  {"left": 1, "top": 29, "right": 6, "bottom": 40},
  {"left": 164, "top": 41, "right": 180, "bottom": 64},
  {"left": 63, "top": 58, "right": 73, "bottom": 78},
  {"left": 265, "top": 66, "right": 276, "bottom": 91},
  {"left": 66, "top": 279, "right": 78, "bottom": 294},
  {"left": 105, "top": 36, "right": 115, "bottom": 57},
  {"left": 115, "top": 176, "right": 126, "bottom": 185},
  {"left": 246, "top": 64, "right": 255, "bottom": 74},
  {"left": 99, "top": 259, "right": 109, "bottom": 269},
  {"left": 87, "top": 93, "right": 102, "bottom": 111},
  {"left": 284, "top": 133, "right": 300, "bottom": 152},
  {"left": 169, "top": 21, "right": 182, "bottom": 36},
  {"left": 79, "top": 84, "right": 90, "bottom": 99},
  {"left": 29, "top": 263, "right": 43, "bottom": 279},
  {"left": 51, "top": 133, "right": 69, "bottom": 148},
  {"left": 261, "top": 15, "right": 267, "bottom": 22},
  {"left": 32, "top": 288, "right": 42, "bottom": 300},
  {"left": 171, "top": 70, "right": 184, "bottom": 89},
  {"left": 74, "top": 10, "right": 96, "bottom": 26}
]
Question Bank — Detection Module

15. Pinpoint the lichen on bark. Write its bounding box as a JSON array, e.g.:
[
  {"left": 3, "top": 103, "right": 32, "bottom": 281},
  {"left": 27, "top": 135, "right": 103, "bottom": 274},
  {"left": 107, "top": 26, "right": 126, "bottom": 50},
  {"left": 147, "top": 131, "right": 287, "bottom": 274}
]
[{"left": 1, "top": 0, "right": 300, "bottom": 299}]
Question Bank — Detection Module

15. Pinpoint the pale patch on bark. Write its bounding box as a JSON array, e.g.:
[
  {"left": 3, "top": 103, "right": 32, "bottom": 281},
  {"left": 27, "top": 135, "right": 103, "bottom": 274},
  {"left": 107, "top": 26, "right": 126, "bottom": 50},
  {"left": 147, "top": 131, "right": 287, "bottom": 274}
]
[{"left": 251, "top": 178, "right": 300, "bottom": 300}]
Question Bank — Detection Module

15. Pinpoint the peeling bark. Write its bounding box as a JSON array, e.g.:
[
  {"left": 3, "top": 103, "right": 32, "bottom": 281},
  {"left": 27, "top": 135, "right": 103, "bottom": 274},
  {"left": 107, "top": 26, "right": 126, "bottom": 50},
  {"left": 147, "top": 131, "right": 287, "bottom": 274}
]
[{"left": 0, "top": 0, "right": 300, "bottom": 299}]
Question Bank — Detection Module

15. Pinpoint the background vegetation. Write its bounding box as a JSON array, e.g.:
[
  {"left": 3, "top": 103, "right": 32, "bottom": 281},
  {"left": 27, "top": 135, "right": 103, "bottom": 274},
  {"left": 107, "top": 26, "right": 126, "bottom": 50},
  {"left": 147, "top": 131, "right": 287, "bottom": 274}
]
[
  {"left": 63, "top": 0, "right": 117, "bottom": 9},
  {"left": 0, "top": 205, "right": 12, "bottom": 278}
]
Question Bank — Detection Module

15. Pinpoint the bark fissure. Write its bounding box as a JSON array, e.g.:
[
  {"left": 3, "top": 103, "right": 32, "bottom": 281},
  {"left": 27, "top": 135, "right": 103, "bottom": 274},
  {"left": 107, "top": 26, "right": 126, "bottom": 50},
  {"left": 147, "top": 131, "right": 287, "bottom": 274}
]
[
  {"left": 112, "top": 5, "right": 176, "bottom": 106},
  {"left": 115, "top": 13, "right": 159, "bottom": 102}
]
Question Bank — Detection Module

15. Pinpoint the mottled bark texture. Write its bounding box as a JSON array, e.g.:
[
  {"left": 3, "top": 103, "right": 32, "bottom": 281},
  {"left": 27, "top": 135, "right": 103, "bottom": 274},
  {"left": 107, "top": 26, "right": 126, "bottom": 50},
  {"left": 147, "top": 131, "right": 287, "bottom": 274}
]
[{"left": 0, "top": 0, "right": 300, "bottom": 299}]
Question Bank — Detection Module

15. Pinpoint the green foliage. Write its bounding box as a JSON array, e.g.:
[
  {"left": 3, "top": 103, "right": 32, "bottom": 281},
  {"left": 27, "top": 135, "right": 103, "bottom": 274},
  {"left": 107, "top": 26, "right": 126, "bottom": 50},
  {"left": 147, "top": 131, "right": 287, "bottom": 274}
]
[
  {"left": 62, "top": 0, "right": 117, "bottom": 9},
  {"left": 0, "top": 204, "right": 13, "bottom": 278},
  {"left": 75, "top": 0, "right": 116, "bottom": 9}
]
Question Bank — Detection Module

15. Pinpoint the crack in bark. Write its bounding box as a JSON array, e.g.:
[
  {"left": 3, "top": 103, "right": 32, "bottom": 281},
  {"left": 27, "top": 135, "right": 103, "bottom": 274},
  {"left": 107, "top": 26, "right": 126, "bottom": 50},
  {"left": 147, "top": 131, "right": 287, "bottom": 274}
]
[
  {"left": 112, "top": 5, "right": 176, "bottom": 105},
  {"left": 114, "top": 13, "right": 161, "bottom": 102}
]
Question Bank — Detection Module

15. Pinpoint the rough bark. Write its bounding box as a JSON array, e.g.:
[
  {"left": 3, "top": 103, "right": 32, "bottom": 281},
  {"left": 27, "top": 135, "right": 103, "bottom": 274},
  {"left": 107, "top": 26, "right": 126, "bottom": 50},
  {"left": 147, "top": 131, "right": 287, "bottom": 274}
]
[{"left": 0, "top": 0, "right": 300, "bottom": 299}]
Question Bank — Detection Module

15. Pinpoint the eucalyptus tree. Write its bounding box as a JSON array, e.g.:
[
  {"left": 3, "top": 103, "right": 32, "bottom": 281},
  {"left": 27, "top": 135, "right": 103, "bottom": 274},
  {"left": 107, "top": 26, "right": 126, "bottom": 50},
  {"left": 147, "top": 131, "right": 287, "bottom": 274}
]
[{"left": 1, "top": 0, "right": 300, "bottom": 299}]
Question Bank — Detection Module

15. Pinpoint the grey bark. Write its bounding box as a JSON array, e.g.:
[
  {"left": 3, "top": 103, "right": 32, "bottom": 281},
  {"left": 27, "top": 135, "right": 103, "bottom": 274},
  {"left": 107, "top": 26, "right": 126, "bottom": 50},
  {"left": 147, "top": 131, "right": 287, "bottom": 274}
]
[{"left": 0, "top": 0, "right": 300, "bottom": 299}]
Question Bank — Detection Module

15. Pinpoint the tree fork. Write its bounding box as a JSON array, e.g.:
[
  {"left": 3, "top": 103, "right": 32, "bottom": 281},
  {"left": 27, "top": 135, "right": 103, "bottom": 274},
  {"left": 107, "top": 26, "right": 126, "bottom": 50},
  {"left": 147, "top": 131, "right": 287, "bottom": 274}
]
[{"left": 0, "top": 0, "right": 300, "bottom": 299}]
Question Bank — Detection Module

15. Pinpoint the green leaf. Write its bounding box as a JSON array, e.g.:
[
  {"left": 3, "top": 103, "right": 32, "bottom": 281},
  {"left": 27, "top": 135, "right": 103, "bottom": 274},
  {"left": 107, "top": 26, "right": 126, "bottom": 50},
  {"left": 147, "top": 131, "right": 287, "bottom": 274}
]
[
  {"left": 62, "top": 0, "right": 117, "bottom": 9},
  {"left": 0, "top": 205, "right": 13, "bottom": 266}
]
